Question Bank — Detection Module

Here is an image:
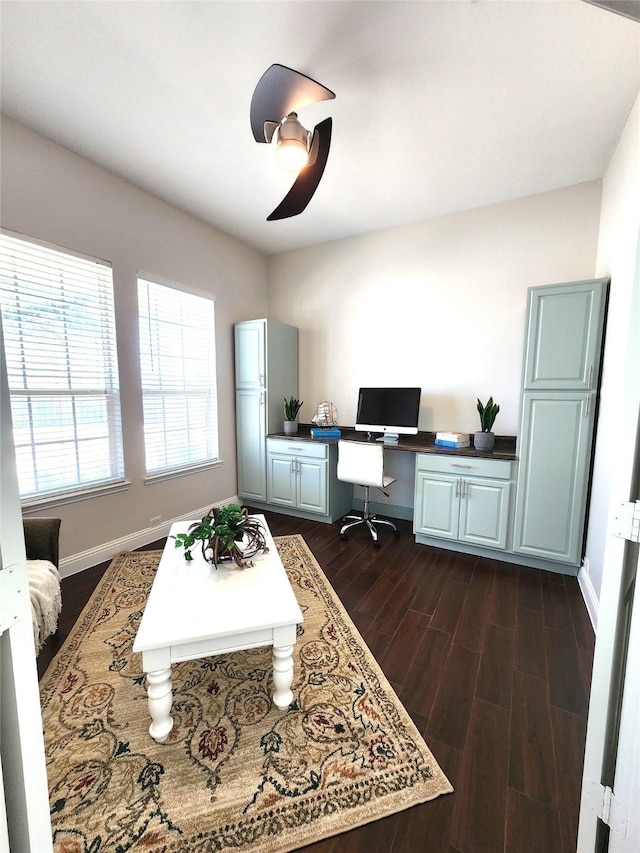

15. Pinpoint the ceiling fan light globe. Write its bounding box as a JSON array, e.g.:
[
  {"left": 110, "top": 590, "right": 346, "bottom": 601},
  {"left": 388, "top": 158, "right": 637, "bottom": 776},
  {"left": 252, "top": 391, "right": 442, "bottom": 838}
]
[{"left": 277, "top": 138, "right": 309, "bottom": 171}]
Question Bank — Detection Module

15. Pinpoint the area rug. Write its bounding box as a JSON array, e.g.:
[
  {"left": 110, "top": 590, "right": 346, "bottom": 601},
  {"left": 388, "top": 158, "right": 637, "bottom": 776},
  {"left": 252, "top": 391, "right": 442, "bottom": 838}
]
[{"left": 40, "top": 535, "right": 452, "bottom": 852}]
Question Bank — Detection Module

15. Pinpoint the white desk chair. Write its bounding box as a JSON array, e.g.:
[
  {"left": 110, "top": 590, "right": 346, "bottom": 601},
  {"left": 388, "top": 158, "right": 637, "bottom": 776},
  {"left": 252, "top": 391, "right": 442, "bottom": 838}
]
[{"left": 337, "top": 440, "right": 399, "bottom": 547}]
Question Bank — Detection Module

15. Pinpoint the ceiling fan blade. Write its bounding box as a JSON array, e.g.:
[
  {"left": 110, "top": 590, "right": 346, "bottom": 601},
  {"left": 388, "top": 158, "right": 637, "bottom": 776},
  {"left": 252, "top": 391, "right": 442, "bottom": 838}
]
[
  {"left": 267, "top": 117, "right": 332, "bottom": 221},
  {"left": 250, "top": 64, "right": 335, "bottom": 143}
]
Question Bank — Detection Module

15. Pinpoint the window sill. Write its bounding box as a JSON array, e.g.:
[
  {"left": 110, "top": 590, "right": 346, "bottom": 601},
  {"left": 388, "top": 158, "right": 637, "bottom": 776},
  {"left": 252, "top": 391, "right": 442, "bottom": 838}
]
[
  {"left": 21, "top": 480, "right": 132, "bottom": 511},
  {"left": 144, "top": 458, "right": 223, "bottom": 486}
]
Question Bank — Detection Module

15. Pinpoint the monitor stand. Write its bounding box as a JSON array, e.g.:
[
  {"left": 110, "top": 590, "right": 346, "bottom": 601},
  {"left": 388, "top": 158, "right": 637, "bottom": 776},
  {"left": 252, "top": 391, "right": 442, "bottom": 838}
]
[{"left": 376, "top": 433, "right": 399, "bottom": 445}]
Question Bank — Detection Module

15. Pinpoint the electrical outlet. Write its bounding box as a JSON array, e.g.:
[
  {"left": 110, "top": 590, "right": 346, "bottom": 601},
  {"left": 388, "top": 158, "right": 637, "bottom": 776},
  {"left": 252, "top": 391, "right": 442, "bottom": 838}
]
[{"left": 150, "top": 516, "right": 162, "bottom": 526}]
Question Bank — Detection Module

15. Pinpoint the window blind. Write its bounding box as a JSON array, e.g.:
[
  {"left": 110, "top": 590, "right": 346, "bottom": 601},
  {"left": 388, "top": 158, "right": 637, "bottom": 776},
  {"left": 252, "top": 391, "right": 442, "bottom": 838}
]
[
  {"left": 0, "top": 231, "right": 124, "bottom": 500},
  {"left": 137, "top": 277, "right": 218, "bottom": 476}
]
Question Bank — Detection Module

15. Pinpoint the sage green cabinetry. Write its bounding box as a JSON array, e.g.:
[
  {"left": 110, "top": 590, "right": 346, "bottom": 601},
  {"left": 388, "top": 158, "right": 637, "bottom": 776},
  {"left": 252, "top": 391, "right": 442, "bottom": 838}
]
[
  {"left": 234, "top": 319, "right": 298, "bottom": 502},
  {"left": 266, "top": 438, "right": 352, "bottom": 522},
  {"left": 414, "top": 454, "right": 513, "bottom": 550},
  {"left": 521, "top": 279, "right": 607, "bottom": 391},
  {"left": 512, "top": 278, "right": 608, "bottom": 566},
  {"left": 267, "top": 440, "right": 328, "bottom": 514}
]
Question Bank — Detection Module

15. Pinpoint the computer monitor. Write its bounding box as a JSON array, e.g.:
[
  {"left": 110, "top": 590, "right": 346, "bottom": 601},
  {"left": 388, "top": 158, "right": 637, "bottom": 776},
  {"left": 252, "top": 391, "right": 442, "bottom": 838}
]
[{"left": 355, "top": 387, "right": 421, "bottom": 443}]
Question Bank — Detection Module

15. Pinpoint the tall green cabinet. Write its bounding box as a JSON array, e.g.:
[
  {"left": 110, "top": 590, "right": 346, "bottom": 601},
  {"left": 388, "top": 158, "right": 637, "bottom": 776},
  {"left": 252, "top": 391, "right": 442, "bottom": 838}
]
[
  {"left": 512, "top": 278, "right": 608, "bottom": 567},
  {"left": 234, "top": 319, "right": 298, "bottom": 503}
]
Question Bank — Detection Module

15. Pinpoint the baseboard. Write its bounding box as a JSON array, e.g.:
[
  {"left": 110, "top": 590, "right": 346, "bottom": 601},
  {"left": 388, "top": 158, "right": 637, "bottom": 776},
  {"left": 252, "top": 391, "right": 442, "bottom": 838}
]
[
  {"left": 578, "top": 559, "right": 599, "bottom": 632},
  {"left": 59, "top": 496, "right": 240, "bottom": 578},
  {"left": 353, "top": 500, "right": 413, "bottom": 522}
]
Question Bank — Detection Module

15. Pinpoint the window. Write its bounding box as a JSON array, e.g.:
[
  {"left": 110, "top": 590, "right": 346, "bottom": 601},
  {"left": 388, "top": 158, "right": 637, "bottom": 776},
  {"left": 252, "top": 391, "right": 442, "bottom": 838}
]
[
  {"left": 0, "top": 231, "right": 124, "bottom": 501},
  {"left": 137, "top": 276, "right": 218, "bottom": 477}
]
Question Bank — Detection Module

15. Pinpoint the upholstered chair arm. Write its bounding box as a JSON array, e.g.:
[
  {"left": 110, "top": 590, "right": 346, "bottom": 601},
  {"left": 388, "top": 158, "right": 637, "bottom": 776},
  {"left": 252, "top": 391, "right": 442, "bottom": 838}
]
[{"left": 23, "top": 517, "right": 61, "bottom": 568}]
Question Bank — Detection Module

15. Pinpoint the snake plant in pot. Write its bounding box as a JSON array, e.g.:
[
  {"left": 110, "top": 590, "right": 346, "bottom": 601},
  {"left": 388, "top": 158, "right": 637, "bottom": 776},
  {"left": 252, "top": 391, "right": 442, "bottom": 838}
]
[
  {"left": 283, "top": 396, "right": 303, "bottom": 435},
  {"left": 474, "top": 397, "right": 500, "bottom": 451}
]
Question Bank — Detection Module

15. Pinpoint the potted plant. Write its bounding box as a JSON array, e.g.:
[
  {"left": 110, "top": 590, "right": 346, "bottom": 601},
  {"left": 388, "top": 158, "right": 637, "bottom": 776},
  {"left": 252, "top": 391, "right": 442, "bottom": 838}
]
[
  {"left": 171, "top": 503, "right": 269, "bottom": 567},
  {"left": 474, "top": 397, "right": 500, "bottom": 451},
  {"left": 283, "top": 396, "right": 303, "bottom": 435}
]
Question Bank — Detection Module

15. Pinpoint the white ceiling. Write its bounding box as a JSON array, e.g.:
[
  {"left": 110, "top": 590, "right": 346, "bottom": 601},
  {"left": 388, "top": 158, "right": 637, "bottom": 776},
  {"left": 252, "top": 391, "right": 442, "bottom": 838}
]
[{"left": 1, "top": 1, "right": 638, "bottom": 256}]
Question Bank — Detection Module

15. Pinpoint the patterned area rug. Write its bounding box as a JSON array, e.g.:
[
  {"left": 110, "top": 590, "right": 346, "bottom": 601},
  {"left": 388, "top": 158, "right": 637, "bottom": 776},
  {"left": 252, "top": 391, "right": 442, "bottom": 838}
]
[{"left": 40, "top": 535, "right": 452, "bottom": 852}]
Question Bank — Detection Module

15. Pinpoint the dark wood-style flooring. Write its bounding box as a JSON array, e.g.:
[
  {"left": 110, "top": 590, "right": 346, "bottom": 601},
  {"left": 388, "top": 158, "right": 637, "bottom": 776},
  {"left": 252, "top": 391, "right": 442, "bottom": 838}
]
[{"left": 38, "top": 509, "right": 595, "bottom": 853}]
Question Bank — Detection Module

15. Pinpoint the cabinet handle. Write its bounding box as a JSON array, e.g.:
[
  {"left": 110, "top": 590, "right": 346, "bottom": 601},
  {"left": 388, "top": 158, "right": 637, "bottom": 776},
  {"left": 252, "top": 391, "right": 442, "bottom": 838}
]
[
  {"left": 584, "top": 395, "right": 591, "bottom": 418},
  {"left": 259, "top": 373, "right": 265, "bottom": 386},
  {"left": 455, "top": 480, "right": 459, "bottom": 497},
  {"left": 452, "top": 463, "right": 472, "bottom": 469},
  {"left": 461, "top": 480, "right": 466, "bottom": 499},
  {"left": 587, "top": 365, "right": 593, "bottom": 388}
]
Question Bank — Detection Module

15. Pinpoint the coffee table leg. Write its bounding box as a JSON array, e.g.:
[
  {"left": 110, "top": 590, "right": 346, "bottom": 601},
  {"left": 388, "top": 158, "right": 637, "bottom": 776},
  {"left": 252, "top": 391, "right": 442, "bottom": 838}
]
[
  {"left": 146, "top": 667, "right": 174, "bottom": 743},
  {"left": 272, "top": 644, "right": 294, "bottom": 710}
]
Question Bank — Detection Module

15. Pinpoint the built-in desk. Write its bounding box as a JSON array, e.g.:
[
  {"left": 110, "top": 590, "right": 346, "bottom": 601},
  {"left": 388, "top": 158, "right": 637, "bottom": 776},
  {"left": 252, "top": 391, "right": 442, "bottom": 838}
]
[
  {"left": 262, "top": 428, "right": 531, "bottom": 569},
  {"left": 267, "top": 427, "right": 517, "bottom": 461}
]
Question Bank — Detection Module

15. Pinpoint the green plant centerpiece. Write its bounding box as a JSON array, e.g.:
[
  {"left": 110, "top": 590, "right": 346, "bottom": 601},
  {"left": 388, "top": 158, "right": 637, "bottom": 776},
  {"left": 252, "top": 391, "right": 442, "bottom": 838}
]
[
  {"left": 171, "top": 503, "right": 268, "bottom": 567},
  {"left": 474, "top": 397, "right": 500, "bottom": 451},
  {"left": 476, "top": 397, "right": 500, "bottom": 432}
]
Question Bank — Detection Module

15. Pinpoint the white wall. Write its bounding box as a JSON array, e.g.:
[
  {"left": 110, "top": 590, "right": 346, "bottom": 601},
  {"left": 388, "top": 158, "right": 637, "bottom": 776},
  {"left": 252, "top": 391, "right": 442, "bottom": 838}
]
[
  {"left": 0, "top": 118, "right": 268, "bottom": 567},
  {"left": 582, "top": 91, "right": 640, "bottom": 619},
  {"left": 268, "top": 182, "right": 602, "bottom": 506}
]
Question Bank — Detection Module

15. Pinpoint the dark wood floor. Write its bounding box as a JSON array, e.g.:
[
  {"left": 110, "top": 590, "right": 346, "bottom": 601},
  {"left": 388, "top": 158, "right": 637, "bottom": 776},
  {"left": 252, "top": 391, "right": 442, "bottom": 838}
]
[{"left": 38, "top": 509, "right": 595, "bottom": 853}]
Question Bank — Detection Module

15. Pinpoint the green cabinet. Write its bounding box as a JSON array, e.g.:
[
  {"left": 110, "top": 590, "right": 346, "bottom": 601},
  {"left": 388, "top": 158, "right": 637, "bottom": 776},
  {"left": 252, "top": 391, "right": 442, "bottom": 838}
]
[
  {"left": 414, "top": 454, "right": 513, "bottom": 550},
  {"left": 512, "top": 278, "right": 608, "bottom": 566},
  {"left": 522, "top": 279, "right": 607, "bottom": 391},
  {"left": 234, "top": 319, "right": 298, "bottom": 502},
  {"left": 266, "top": 438, "right": 352, "bottom": 522},
  {"left": 267, "top": 440, "right": 328, "bottom": 514}
]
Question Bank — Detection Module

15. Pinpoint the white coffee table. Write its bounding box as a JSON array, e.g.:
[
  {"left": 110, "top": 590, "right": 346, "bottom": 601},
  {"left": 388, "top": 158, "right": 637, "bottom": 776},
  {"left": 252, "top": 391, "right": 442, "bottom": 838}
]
[{"left": 132, "top": 514, "right": 303, "bottom": 743}]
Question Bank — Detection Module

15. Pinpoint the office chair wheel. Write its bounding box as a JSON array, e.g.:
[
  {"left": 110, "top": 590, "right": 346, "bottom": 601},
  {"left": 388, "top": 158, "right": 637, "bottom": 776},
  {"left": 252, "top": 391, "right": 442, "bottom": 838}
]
[
  {"left": 340, "top": 533, "right": 348, "bottom": 541},
  {"left": 373, "top": 540, "right": 380, "bottom": 549}
]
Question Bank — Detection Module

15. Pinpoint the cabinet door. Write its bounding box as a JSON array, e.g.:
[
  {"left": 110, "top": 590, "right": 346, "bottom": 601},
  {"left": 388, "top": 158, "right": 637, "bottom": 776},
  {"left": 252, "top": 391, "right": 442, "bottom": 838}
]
[
  {"left": 513, "top": 391, "right": 594, "bottom": 564},
  {"left": 523, "top": 279, "right": 607, "bottom": 390},
  {"left": 459, "top": 478, "right": 511, "bottom": 550},
  {"left": 234, "top": 321, "right": 265, "bottom": 389},
  {"left": 414, "top": 472, "right": 459, "bottom": 540},
  {"left": 267, "top": 454, "right": 296, "bottom": 507},
  {"left": 297, "top": 458, "right": 328, "bottom": 514},
  {"left": 236, "top": 389, "right": 266, "bottom": 500}
]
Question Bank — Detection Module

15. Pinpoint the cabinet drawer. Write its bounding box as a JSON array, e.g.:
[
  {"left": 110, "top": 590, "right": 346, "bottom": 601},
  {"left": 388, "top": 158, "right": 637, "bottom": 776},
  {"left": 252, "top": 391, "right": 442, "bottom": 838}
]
[
  {"left": 266, "top": 438, "right": 328, "bottom": 459},
  {"left": 416, "top": 453, "right": 512, "bottom": 480}
]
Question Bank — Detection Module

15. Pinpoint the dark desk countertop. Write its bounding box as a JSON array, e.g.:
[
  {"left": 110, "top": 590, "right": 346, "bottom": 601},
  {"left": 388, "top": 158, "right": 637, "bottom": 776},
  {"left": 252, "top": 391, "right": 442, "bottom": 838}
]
[{"left": 268, "top": 427, "right": 517, "bottom": 461}]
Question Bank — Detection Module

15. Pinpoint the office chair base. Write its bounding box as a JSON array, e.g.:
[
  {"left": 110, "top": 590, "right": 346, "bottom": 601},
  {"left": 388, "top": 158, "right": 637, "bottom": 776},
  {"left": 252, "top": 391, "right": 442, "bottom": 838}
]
[{"left": 339, "top": 513, "right": 399, "bottom": 548}]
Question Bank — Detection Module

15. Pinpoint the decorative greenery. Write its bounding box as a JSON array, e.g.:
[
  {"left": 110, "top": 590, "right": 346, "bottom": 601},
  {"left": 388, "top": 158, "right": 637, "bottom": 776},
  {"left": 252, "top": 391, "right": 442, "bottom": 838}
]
[
  {"left": 171, "top": 504, "right": 268, "bottom": 567},
  {"left": 476, "top": 397, "right": 500, "bottom": 432},
  {"left": 283, "top": 396, "right": 303, "bottom": 421}
]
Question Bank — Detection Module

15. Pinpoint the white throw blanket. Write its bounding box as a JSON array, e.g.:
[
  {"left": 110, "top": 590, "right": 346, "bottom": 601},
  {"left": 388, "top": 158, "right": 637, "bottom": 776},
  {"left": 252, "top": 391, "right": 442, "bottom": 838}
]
[{"left": 26, "top": 559, "right": 62, "bottom": 653}]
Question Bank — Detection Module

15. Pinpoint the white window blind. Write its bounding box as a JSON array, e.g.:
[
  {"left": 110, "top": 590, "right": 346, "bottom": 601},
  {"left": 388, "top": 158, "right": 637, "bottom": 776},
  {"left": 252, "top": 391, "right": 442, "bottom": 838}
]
[
  {"left": 0, "top": 231, "right": 124, "bottom": 500},
  {"left": 137, "top": 277, "right": 218, "bottom": 476}
]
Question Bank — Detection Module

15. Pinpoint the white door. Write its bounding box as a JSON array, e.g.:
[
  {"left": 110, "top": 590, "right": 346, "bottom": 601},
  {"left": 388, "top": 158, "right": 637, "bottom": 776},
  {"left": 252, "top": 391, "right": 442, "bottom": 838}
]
[
  {"left": 0, "top": 320, "right": 53, "bottom": 850},
  {"left": 578, "top": 246, "right": 640, "bottom": 851}
]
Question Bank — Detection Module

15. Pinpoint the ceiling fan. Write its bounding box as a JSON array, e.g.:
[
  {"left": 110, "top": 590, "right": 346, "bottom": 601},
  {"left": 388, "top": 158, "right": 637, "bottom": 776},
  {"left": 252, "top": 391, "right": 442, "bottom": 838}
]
[{"left": 250, "top": 64, "right": 335, "bottom": 221}]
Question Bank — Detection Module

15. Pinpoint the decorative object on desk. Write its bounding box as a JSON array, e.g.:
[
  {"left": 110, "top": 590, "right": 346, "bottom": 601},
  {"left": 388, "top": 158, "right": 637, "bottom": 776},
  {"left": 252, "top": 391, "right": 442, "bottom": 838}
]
[
  {"left": 310, "top": 426, "right": 341, "bottom": 439},
  {"left": 171, "top": 503, "right": 268, "bottom": 567},
  {"left": 283, "top": 395, "right": 303, "bottom": 434},
  {"left": 311, "top": 400, "right": 338, "bottom": 427},
  {"left": 474, "top": 396, "right": 500, "bottom": 451},
  {"left": 40, "top": 537, "right": 452, "bottom": 852},
  {"left": 435, "top": 431, "right": 470, "bottom": 448}
]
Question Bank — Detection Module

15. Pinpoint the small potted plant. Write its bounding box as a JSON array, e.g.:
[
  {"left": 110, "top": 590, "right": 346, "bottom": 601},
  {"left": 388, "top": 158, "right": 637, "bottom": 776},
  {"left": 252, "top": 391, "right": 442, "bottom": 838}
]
[
  {"left": 171, "top": 503, "right": 269, "bottom": 567},
  {"left": 283, "top": 396, "right": 303, "bottom": 435},
  {"left": 474, "top": 397, "right": 500, "bottom": 451}
]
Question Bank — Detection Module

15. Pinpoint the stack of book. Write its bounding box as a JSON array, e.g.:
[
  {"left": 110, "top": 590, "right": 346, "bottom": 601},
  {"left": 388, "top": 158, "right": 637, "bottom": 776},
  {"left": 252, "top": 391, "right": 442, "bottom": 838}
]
[
  {"left": 434, "top": 432, "right": 470, "bottom": 448},
  {"left": 310, "top": 427, "right": 341, "bottom": 440}
]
